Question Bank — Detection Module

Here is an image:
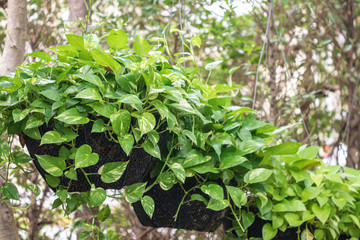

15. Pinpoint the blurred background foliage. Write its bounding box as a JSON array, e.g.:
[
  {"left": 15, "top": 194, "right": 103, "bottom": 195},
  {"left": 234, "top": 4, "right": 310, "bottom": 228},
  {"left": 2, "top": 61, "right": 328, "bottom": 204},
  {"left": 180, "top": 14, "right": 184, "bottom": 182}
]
[{"left": 0, "top": 0, "right": 359, "bottom": 239}]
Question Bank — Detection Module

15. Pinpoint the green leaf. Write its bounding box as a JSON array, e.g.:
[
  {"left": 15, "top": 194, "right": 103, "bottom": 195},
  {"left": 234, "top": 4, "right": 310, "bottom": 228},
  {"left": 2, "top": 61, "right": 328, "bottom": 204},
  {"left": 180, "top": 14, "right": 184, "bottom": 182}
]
[
  {"left": 314, "top": 229, "right": 324, "bottom": 240},
  {"left": 138, "top": 112, "right": 156, "bottom": 135},
  {"left": 141, "top": 195, "right": 155, "bottom": 219},
  {"left": 25, "top": 114, "right": 44, "bottom": 129},
  {"left": 90, "top": 188, "right": 106, "bottom": 207},
  {"left": 11, "top": 151, "right": 33, "bottom": 164},
  {"left": 110, "top": 110, "right": 131, "bottom": 137},
  {"left": 62, "top": 128, "right": 78, "bottom": 142},
  {"left": 98, "top": 205, "right": 111, "bottom": 222},
  {"left": 349, "top": 215, "right": 360, "bottom": 229},
  {"left": 12, "top": 108, "right": 30, "bottom": 122},
  {"left": 239, "top": 127, "right": 252, "bottom": 141},
  {"left": 229, "top": 66, "right": 240, "bottom": 76},
  {"left": 273, "top": 199, "right": 306, "bottom": 212},
  {"left": 75, "top": 73, "right": 104, "bottom": 90},
  {"left": 191, "top": 161, "right": 220, "bottom": 174},
  {"left": 205, "top": 61, "right": 223, "bottom": 71},
  {"left": 40, "top": 90, "right": 62, "bottom": 102},
  {"left": 191, "top": 194, "right": 208, "bottom": 205},
  {"left": 312, "top": 203, "right": 330, "bottom": 224},
  {"left": 125, "top": 182, "right": 146, "bottom": 203},
  {"left": 118, "top": 134, "right": 134, "bottom": 156},
  {"left": 331, "top": 196, "right": 346, "bottom": 210},
  {"left": 142, "top": 139, "right": 161, "bottom": 159},
  {"left": 75, "top": 88, "right": 102, "bottom": 101},
  {"left": 272, "top": 215, "right": 284, "bottom": 229},
  {"left": 79, "top": 232, "right": 90, "bottom": 240},
  {"left": 207, "top": 198, "right": 229, "bottom": 211},
  {"left": 134, "top": 36, "right": 151, "bottom": 57},
  {"left": 51, "top": 198, "right": 62, "bottom": 209},
  {"left": 242, "top": 211, "right": 255, "bottom": 230},
  {"left": 170, "top": 163, "right": 186, "bottom": 183},
  {"left": 183, "top": 130, "right": 197, "bottom": 145},
  {"left": 88, "top": 102, "right": 116, "bottom": 118},
  {"left": 151, "top": 100, "right": 169, "bottom": 120},
  {"left": 90, "top": 48, "right": 121, "bottom": 75},
  {"left": 36, "top": 154, "right": 66, "bottom": 177},
  {"left": 220, "top": 150, "right": 248, "bottom": 169},
  {"left": 183, "top": 149, "right": 210, "bottom": 168},
  {"left": 59, "top": 146, "right": 70, "bottom": 159},
  {"left": 55, "top": 108, "right": 89, "bottom": 125},
  {"left": 147, "top": 130, "right": 159, "bottom": 145},
  {"left": 201, "top": 184, "right": 224, "bottom": 200},
  {"left": 265, "top": 142, "right": 302, "bottom": 155},
  {"left": 64, "top": 168, "right": 78, "bottom": 181},
  {"left": 191, "top": 36, "right": 201, "bottom": 48},
  {"left": 75, "top": 145, "right": 99, "bottom": 169},
  {"left": 100, "top": 161, "right": 129, "bottom": 183},
  {"left": 26, "top": 51, "right": 51, "bottom": 61},
  {"left": 66, "top": 34, "right": 84, "bottom": 50},
  {"left": 262, "top": 223, "right": 278, "bottom": 240},
  {"left": 46, "top": 175, "right": 60, "bottom": 188},
  {"left": 244, "top": 168, "right": 273, "bottom": 184},
  {"left": 310, "top": 173, "right": 323, "bottom": 187},
  {"left": 240, "top": 139, "right": 265, "bottom": 154},
  {"left": 158, "top": 171, "right": 175, "bottom": 190},
  {"left": 170, "top": 99, "right": 198, "bottom": 116},
  {"left": 226, "top": 186, "right": 247, "bottom": 207},
  {"left": 242, "top": 119, "right": 267, "bottom": 130},
  {"left": 2, "top": 183, "right": 19, "bottom": 200},
  {"left": 316, "top": 196, "right": 328, "bottom": 208},
  {"left": 298, "top": 146, "right": 319, "bottom": 159},
  {"left": 119, "top": 94, "right": 143, "bottom": 112},
  {"left": 56, "top": 188, "right": 68, "bottom": 202},
  {"left": 208, "top": 140, "right": 222, "bottom": 158},
  {"left": 301, "top": 187, "right": 320, "bottom": 201},
  {"left": 92, "top": 119, "right": 109, "bottom": 133},
  {"left": 284, "top": 213, "right": 303, "bottom": 227},
  {"left": 107, "top": 30, "right": 127, "bottom": 49},
  {"left": 40, "top": 131, "right": 66, "bottom": 145}
]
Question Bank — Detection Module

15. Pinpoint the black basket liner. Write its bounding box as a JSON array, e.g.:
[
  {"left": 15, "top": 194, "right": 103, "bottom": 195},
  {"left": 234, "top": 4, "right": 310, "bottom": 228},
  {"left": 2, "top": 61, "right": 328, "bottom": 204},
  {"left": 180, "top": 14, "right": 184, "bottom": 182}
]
[
  {"left": 133, "top": 177, "right": 228, "bottom": 232},
  {"left": 24, "top": 119, "right": 168, "bottom": 192}
]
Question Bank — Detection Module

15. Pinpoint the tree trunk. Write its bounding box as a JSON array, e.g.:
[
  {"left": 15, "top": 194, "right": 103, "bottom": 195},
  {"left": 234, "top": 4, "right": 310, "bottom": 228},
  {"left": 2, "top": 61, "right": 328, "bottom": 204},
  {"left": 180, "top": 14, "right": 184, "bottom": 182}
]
[
  {"left": 69, "top": 0, "right": 89, "bottom": 33},
  {"left": 0, "top": 0, "right": 27, "bottom": 239},
  {"left": 0, "top": 0, "right": 27, "bottom": 74}
]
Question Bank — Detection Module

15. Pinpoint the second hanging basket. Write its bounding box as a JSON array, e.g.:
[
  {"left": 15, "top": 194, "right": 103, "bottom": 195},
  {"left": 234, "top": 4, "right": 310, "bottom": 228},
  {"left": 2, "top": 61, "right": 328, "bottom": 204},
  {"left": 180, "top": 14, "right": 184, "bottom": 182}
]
[{"left": 133, "top": 177, "right": 228, "bottom": 232}]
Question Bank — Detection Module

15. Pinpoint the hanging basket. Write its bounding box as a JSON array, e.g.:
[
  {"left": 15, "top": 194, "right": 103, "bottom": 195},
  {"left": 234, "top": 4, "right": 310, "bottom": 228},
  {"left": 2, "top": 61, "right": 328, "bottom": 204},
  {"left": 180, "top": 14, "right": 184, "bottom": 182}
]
[
  {"left": 24, "top": 119, "right": 168, "bottom": 192},
  {"left": 133, "top": 178, "right": 228, "bottom": 232}
]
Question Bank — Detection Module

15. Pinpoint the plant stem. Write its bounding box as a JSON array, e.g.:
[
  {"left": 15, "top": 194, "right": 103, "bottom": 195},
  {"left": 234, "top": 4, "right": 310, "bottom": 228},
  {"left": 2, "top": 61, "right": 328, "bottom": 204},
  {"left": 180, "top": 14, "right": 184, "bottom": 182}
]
[{"left": 227, "top": 192, "right": 245, "bottom": 232}]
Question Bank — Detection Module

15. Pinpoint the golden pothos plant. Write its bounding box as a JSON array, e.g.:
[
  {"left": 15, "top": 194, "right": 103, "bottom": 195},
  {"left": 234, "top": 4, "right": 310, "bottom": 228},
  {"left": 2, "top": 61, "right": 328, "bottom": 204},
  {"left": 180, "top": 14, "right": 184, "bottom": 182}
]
[{"left": 0, "top": 30, "right": 359, "bottom": 240}]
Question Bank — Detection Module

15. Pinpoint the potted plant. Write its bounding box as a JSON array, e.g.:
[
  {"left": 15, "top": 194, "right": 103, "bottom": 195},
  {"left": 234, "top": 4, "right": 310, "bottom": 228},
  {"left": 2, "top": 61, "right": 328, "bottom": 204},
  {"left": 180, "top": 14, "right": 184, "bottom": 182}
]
[
  {"left": 0, "top": 30, "right": 172, "bottom": 193},
  {"left": 2, "top": 30, "right": 360, "bottom": 238}
]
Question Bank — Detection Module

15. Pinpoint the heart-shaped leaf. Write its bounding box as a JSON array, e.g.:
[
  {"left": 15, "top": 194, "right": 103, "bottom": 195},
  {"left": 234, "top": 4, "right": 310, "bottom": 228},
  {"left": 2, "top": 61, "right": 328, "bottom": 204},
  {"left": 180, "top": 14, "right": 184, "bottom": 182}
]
[{"left": 75, "top": 145, "right": 99, "bottom": 169}]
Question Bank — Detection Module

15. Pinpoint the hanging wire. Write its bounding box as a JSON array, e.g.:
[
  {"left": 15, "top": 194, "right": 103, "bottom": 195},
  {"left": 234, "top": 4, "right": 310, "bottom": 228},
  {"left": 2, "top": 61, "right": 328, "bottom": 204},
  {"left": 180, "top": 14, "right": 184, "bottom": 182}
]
[
  {"left": 165, "top": 0, "right": 176, "bottom": 38},
  {"left": 50, "top": 0, "right": 76, "bottom": 79},
  {"left": 183, "top": 0, "right": 195, "bottom": 58},
  {"left": 341, "top": 78, "right": 360, "bottom": 146},
  {"left": 252, "top": 1, "right": 272, "bottom": 110},
  {"left": 178, "top": 0, "right": 186, "bottom": 68},
  {"left": 119, "top": 0, "right": 147, "bottom": 56},
  {"left": 259, "top": 39, "right": 269, "bottom": 121},
  {"left": 270, "top": 2, "right": 313, "bottom": 145}
]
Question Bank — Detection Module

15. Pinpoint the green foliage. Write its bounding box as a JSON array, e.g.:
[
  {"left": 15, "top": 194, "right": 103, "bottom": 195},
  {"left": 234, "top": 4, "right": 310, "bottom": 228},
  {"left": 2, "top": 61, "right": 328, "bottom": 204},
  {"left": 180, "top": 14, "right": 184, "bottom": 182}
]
[{"left": 1, "top": 30, "right": 360, "bottom": 240}]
